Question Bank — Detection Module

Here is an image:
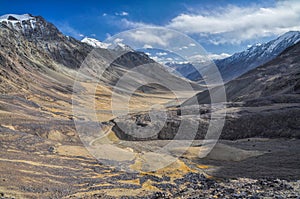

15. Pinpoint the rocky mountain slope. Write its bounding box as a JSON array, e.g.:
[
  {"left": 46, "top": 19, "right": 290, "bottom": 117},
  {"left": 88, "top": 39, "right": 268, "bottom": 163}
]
[
  {"left": 185, "top": 41, "right": 300, "bottom": 105},
  {"left": 81, "top": 37, "right": 135, "bottom": 52},
  {"left": 183, "top": 31, "right": 300, "bottom": 82},
  {"left": 216, "top": 31, "right": 300, "bottom": 82},
  {"left": 81, "top": 37, "right": 111, "bottom": 49},
  {"left": 0, "top": 13, "right": 203, "bottom": 145},
  {"left": 0, "top": 14, "right": 201, "bottom": 93}
]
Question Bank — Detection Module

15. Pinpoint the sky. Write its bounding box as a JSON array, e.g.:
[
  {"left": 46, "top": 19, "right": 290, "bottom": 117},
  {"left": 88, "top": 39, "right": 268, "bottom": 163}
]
[{"left": 0, "top": 0, "right": 299, "bottom": 57}]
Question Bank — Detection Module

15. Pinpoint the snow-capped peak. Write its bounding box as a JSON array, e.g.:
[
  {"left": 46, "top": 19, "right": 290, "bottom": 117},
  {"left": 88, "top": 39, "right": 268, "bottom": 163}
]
[
  {"left": 277, "top": 31, "right": 300, "bottom": 42},
  {"left": 81, "top": 37, "right": 110, "bottom": 49},
  {"left": 81, "top": 37, "right": 134, "bottom": 52},
  {"left": 0, "top": 13, "right": 64, "bottom": 41},
  {"left": 224, "top": 31, "right": 300, "bottom": 63},
  {"left": 0, "top": 14, "right": 34, "bottom": 22},
  {"left": 212, "top": 30, "right": 300, "bottom": 82},
  {"left": 0, "top": 14, "right": 37, "bottom": 31},
  {"left": 266, "top": 31, "right": 300, "bottom": 52}
]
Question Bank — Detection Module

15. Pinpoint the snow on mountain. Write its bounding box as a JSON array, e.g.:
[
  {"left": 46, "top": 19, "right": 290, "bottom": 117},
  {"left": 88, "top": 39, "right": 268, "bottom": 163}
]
[
  {"left": 140, "top": 48, "right": 185, "bottom": 64},
  {"left": 266, "top": 31, "right": 300, "bottom": 53},
  {"left": 189, "top": 31, "right": 300, "bottom": 82},
  {"left": 0, "top": 14, "right": 36, "bottom": 30},
  {"left": 139, "top": 48, "right": 230, "bottom": 81},
  {"left": 0, "top": 13, "right": 65, "bottom": 41},
  {"left": 0, "top": 14, "right": 34, "bottom": 22},
  {"left": 139, "top": 48, "right": 197, "bottom": 78},
  {"left": 81, "top": 37, "right": 110, "bottom": 49},
  {"left": 81, "top": 37, "right": 134, "bottom": 52}
]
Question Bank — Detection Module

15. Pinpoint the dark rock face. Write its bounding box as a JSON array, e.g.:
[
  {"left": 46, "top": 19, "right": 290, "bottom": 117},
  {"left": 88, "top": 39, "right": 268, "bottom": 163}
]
[
  {"left": 112, "top": 104, "right": 300, "bottom": 140},
  {"left": 112, "top": 105, "right": 206, "bottom": 141},
  {"left": 112, "top": 51, "right": 155, "bottom": 69},
  {"left": 221, "top": 107, "right": 300, "bottom": 139},
  {"left": 7, "top": 15, "right": 18, "bottom": 21}
]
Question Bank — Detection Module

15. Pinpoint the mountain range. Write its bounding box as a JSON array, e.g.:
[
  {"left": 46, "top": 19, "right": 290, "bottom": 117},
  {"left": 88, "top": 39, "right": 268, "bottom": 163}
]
[
  {"left": 214, "top": 31, "right": 300, "bottom": 82},
  {"left": 115, "top": 40, "right": 300, "bottom": 140},
  {"left": 164, "top": 31, "right": 300, "bottom": 82},
  {"left": 0, "top": 14, "right": 202, "bottom": 94},
  {"left": 1, "top": 13, "right": 300, "bottom": 198},
  {"left": 81, "top": 30, "right": 300, "bottom": 84},
  {"left": 1, "top": 13, "right": 299, "bottom": 137}
]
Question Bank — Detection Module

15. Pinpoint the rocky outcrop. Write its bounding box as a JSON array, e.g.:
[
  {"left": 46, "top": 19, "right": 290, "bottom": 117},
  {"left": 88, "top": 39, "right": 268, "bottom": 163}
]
[{"left": 112, "top": 103, "right": 300, "bottom": 140}]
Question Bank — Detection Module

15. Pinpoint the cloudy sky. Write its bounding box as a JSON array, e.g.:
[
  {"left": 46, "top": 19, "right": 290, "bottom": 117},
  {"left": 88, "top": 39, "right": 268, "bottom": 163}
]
[{"left": 1, "top": 0, "right": 299, "bottom": 57}]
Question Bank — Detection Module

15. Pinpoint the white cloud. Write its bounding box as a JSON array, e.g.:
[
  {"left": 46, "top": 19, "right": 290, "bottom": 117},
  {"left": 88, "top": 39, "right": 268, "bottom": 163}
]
[
  {"left": 115, "top": 11, "right": 129, "bottom": 16},
  {"left": 119, "top": 18, "right": 153, "bottom": 29},
  {"left": 165, "top": 57, "right": 174, "bottom": 62},
  {"left": 156, "top": 52, "right": 168, "bottom": 56},
  {"left": 189, "top": 43, "right": 196, "bottom": 47},
  {"left": 150, "top": 56, "right": 159, "bottom": 61},
  {"left": 102, "top": 13, "right": 107, "bottom": 17},
  {"left": 189, "top": 53, "right": 231, "bottom": 62},
  {"left": 247, "top": 42, "right": 263, "bottom": 49},
  {"left": 127, "top": 30, "right": 175, "bottom": 47},
  {"left": 107, "top": 1, "right": 300, "bottom": 45},
  {"left": 208, "top": 53, "right": 231, "bottom": 60},
  {"left": 150, "top": 56, "right": 174, "bottom": 63},
  {"left": 143, "top": 44, "right": 153, "bottom": 48},
  {"left": 113, "top": 38, "right": 124, "bottom": 43},
  {"left": 178, "top": 46, "right": 188, "bottom": 50},
  {"left": 167, "top": 1, "right": 300, "bottom": 44}
]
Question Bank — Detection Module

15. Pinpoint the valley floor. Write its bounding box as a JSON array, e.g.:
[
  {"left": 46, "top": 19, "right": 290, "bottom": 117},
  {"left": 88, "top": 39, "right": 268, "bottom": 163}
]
[
  {"left": 0, "top": 84, "right": 299, "bottom": 198},
  {"left": 0, "top": 126, "right": 299, "bottom": 198}
]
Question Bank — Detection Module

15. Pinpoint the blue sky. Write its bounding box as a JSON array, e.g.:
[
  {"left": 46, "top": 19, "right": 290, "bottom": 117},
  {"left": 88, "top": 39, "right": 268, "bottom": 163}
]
[{"left": 0, "top": 0, "right": 299, "bottom": 57}]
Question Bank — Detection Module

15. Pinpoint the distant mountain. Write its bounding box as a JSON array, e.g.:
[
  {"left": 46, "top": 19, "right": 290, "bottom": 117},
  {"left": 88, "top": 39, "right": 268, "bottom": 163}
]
[
  {"left": 164, "top": 62, "right": 199, "bottom": 80},
  {"left": 184, "top": 41, "right": 300, "bottom": 105},
  {"left": 186, "top": 31, "right": 300, "bottom": 82},
  {"left": 81, "top": 37, "right": 134, "bottom": 52},
  {"left": 81, "top": 37, "right": 110, "bottom": 49},
  {"left": 138, "top": 32, "right": 297, "bottom": 84},
  {"left": 218, "top": 31, "right": 300, "bottom": 82},
  {"left": 140, "top": 48, "right": 185, "bottom": 63},
  {"left": 137, "top": 48, "right": 200, "bottom": 79}
]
